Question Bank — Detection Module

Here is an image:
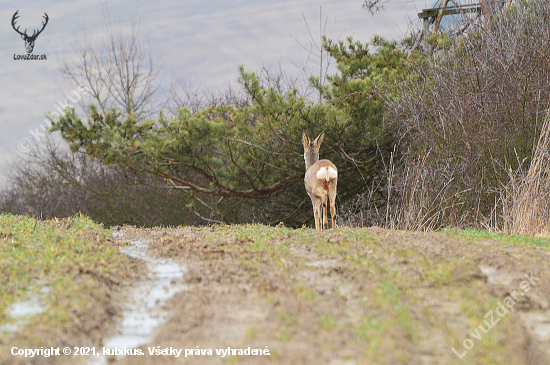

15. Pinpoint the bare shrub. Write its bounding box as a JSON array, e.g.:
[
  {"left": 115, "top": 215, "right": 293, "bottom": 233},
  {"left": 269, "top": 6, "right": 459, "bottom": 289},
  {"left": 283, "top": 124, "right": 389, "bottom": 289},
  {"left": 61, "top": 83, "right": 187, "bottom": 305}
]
[
  {"left": 338, "top": 152, "right": 473, "bottom": 230},
  {"left": 337, "top": 191, "right": 375, "bottom": 228},
  {"left": 384, "top": 155, "right": 471, "bottom": 231},
  {"left": 386, "top": 0, "right": 550, "bottom": 230},
  {"left": 55, "top": 4, "right": 164, "bottom": 122},
  {"left": 0, "top": 138, "right": 202, "bottom": 227}
]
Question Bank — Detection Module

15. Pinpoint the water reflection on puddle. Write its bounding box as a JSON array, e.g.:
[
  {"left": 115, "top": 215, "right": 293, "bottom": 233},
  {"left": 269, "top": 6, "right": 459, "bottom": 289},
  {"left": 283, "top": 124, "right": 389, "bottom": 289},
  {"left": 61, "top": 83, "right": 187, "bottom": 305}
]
[
  {"left": 0, "top": 287, "right": 49, "bottom": 338},
  {"left": 90, "top": 238, "right": 187, "bottom": 364}
]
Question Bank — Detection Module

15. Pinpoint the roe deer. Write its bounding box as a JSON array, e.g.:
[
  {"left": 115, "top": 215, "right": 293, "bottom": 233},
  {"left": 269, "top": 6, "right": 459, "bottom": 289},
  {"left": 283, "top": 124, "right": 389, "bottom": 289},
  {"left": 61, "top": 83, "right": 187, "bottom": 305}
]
[{"left": 302, "top": 133, "right": 338, "bottom": 231}]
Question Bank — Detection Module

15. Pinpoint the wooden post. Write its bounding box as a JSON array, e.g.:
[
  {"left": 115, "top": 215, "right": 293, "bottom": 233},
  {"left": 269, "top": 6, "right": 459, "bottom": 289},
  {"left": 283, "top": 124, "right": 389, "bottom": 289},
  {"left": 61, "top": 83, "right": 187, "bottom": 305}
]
[{"left": 417, "top": 3, "right": 485, "bottom": 37}]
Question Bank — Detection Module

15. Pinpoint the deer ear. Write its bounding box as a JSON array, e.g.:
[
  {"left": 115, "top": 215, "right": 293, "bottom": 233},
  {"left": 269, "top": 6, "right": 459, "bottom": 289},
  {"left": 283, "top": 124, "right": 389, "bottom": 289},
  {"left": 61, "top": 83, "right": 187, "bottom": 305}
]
[
  {"left": 314, "top": 133, "right": 325, "bottom": 147},
  {"left": 302, "top": 133, "right": 310, "bottom": 150},
  {"left": 20, "top": 34, "right": 25, "bottom": 40}
]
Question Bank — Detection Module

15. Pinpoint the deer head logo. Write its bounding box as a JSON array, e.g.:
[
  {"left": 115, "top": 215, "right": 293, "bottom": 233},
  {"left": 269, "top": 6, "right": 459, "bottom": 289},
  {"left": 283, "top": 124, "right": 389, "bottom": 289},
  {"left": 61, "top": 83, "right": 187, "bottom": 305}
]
[{"left": 12, "top": 11, "right": 49, "bottom": 54}]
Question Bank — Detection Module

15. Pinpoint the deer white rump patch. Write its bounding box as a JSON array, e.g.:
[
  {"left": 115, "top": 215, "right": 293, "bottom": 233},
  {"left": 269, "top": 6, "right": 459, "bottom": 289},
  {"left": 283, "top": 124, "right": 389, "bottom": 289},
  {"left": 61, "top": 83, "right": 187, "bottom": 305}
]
[{"left": 316, "top": 166, "right": 338, "bottom": 180}]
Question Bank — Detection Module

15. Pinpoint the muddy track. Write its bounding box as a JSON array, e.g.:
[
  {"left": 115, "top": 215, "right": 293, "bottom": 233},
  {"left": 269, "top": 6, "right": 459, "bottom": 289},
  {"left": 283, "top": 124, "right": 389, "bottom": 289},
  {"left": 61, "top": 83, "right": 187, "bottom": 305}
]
[{"left": 99, "top": 226, "right": 550, "bottom": 365}]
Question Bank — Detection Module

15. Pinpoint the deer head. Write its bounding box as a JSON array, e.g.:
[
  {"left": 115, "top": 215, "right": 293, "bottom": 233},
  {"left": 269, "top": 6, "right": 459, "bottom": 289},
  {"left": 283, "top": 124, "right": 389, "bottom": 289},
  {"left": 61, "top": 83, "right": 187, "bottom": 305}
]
[{"left": 12, "top": 11, "right": 49, "bottom": 54}]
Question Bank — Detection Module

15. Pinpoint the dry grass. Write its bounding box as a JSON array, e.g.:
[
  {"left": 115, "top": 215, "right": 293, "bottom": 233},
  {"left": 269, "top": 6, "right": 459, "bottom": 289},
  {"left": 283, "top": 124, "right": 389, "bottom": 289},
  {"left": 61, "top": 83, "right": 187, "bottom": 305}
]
[{"left": 499, "top": 110, "right": 550, "bottom": 235}]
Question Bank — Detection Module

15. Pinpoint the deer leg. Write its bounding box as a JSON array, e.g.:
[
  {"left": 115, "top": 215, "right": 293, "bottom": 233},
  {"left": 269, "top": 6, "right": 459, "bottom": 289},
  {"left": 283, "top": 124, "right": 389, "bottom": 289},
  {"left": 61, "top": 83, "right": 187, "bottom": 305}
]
[
  {"left": 330, "top": 204, "right": 336, "bottom": 229},
  {"left": 330, "top": 196, "right": 336, "bottom": 229},
  {"left": 316, "top": 199, "right": 323, "bottom": 231},
  {"left": 329, "top": 181, "right": 337, "bottom": 229},
  {"left": 322, "top": 194, "right": 329, "bottom": 230},
  {"left": 313, "top": 202, "right": 319, "bottom": 231},
  {"left": 310, "top": 195, "right": 321, "bottom": 231}
]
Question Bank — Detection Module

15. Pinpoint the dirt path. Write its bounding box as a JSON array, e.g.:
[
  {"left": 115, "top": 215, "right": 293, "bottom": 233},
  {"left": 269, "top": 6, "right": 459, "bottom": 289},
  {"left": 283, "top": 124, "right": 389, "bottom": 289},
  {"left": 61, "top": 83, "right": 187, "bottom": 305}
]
[{"left": 101, "top": 225, "right": 550, "bottom": 365}]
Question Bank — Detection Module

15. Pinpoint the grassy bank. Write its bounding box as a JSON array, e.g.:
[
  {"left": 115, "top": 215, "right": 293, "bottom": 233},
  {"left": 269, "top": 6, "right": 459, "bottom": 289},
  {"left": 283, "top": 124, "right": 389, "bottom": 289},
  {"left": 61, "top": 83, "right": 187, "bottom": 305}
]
[{"left": 0, "top": 214, "right": 142, "bottom": 365}]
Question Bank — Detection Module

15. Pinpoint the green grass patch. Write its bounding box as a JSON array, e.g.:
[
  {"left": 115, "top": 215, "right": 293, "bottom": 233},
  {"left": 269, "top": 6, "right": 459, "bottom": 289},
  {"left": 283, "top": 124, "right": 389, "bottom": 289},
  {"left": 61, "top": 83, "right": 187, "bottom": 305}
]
[
  {"left": 377, "top": 279, "right": 416, "bottom": 341},
  {"left": 293, "top": 284, "right": 316, "bottom": 301},
  {"left": 317, "top": 314, "right": 338, "bottom": 331},
  {"left": 0, "top": 213, "right": 133, "bottom": 345},
  {"left": 275, "top": 311, "right": 296, "bottom": 342},
  {"left": 441, "top": 227, "right": 550, "bottom": 248},
  {"left": 206, "top": 224, "right": 293, "bottom": 254}
]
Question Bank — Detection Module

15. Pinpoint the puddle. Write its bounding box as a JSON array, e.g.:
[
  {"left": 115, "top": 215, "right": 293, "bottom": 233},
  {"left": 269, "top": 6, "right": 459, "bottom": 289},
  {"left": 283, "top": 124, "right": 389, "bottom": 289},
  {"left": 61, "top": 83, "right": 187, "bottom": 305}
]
[
  {"left": 9, "top": 297, "right": 46, "bottom": 318},
  {"left": 90, "top": 237, "right": 187, "bottom": 364},
  {"left": 306, "top": 259, "right": 341, "bottom": 268},
  {"left": 0, "top": 287, "right": 49, "bottom": 338},
  {"left": 520, "top": 312, "right": 550, "bottom": 341},
  {"left": 478, "top": 265, "right": 513, "bottom": 285}
]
